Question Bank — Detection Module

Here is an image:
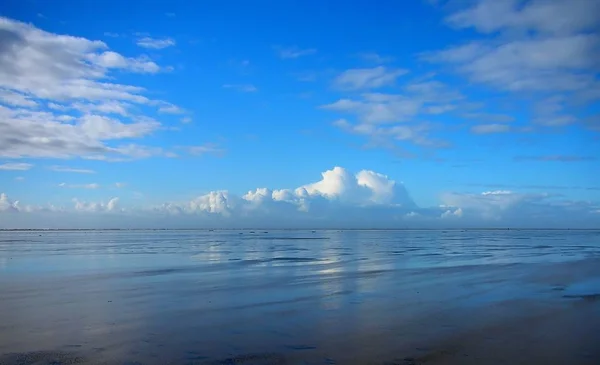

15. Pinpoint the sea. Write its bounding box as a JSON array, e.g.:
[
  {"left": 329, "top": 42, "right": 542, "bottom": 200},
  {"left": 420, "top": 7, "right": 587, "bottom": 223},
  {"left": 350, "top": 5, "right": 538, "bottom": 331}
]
[{"left": 1, "top": 229, "right": 600, "bottom": 364}]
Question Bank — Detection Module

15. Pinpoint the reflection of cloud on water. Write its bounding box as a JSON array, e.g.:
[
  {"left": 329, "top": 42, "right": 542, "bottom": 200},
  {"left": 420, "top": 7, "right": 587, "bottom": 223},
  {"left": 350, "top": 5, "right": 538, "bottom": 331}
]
[
  {"left": 190, "top": 241, "right": 228, "bottom": 263},
  {"left": 0, "top": 257, "right": 6, "bottom": 270},
  {"left": 316, "top": 232, "right": 348, "bottom": 310}
]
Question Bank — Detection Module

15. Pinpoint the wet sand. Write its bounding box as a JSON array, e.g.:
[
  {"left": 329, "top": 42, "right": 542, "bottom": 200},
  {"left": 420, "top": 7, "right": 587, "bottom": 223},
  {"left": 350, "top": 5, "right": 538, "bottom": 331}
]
[{"left": 1, "top": 230, "right": 599, "bottom": 364}]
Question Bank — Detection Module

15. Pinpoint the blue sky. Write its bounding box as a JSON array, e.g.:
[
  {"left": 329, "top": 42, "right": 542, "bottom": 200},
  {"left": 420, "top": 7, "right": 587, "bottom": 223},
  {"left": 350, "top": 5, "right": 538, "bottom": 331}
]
[{"left": 0, "top": 0, "right": 599, "bottom": 228}]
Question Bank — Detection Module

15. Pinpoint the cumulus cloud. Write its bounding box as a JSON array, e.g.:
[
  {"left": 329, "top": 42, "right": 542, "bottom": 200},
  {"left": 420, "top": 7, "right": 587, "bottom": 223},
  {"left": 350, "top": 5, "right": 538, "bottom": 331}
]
[
  {"left": 0, "top": 16, "right": 193, "bottom": 161},
  {"left": 0, "top": 193, "right": 19, "bottom": 212},
  {"left": 441, "top": 207, "right": 463, "bottom": 219},
  {"left": 74, "top": 197, "right": 120, "bottom": 212},
  {"left": 0, "top": 193, "right": 62, "bottom": 214},
  {"left": 169, "top": 167, "right": 416, "bottom": 218},
  {"left": 0, "top": 166, "right": 599, "bottom": 228}
]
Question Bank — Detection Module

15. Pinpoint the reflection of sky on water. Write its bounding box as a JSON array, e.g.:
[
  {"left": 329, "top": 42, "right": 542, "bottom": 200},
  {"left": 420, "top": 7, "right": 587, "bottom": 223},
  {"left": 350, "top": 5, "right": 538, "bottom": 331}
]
[{"left": 1, "top": 229, "right": 600, "bottom": 363}]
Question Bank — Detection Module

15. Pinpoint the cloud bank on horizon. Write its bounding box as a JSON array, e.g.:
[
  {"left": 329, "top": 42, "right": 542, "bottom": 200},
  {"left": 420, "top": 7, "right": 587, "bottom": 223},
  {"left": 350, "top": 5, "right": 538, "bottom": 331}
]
[
  {"left": 0, "top": 0, "right": 598, "bottom": 228},
  {"left": 1, "top": 166, "right": 598, "bottom": 229}
]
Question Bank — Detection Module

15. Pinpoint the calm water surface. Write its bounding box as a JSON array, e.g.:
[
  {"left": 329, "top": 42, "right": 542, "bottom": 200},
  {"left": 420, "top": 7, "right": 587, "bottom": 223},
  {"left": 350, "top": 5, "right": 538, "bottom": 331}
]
[{"left": 1, "top": 229, "right": 600, "bottom": 364}]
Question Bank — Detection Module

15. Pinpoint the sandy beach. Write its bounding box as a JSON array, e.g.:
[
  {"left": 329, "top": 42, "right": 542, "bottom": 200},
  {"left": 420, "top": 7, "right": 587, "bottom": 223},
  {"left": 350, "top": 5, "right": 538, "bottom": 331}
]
[{"left": 1, "top": 230, "right": 599, "bottom": 364}]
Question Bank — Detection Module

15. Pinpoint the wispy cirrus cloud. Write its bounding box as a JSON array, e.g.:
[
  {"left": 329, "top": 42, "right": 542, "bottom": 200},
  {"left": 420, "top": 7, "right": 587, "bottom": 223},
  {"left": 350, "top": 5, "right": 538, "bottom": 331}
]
[
  {"left": 425, "top": 0, "right": 600, "bottom": 132},
  {"left": 222, "top": 84, "right": 258, "bottom": 92},
  {"left": 0, "top": 162, "right": 33, "bottom": 171},
  {"left": 275, "top": 46, "right": 317, "bottom": 59},
  {"left": 182, "top": 144, "right": 226, "bottom": 157},
  {"left": 470, "top": 124, "right": 511, "bottom": 134},
  {"left": 323, "top": 76, "right": 464, "bottom": 151},
  {"left": 49, "top": 166, "right": 96, "bottom": 174},
  {"left": 514, "top": 155, "right": 597, "bottom": 162},
  {"left": 357, "top": 52, "right": 395, "bottom": 64},
  {"left": 59, "top": 183, "right": 100, "bottom": 189},
  {"left": 333, "top": 66, "right": 408, "bottom": 90},
  {"left": 135, "top": 36, "right": 176, "bottom": 49}
]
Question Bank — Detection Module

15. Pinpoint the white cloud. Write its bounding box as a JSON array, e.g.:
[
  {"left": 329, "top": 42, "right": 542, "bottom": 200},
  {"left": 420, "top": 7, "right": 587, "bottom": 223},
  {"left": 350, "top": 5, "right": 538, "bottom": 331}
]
[
  {"left": 323, "top": 78, "right": 463, "bottom": 149},
  {"left": 0, "top": 17, "right": 191, "bottom": 161},
  {"left": 324, "top": 80, "right": 462, "bottom": 124},
  {"left": 157, "top": 102, "right": 184, "bottom": 114},
  {"left": 445, "top": 0, "right": 600, "bottom": 35},
  {"left": 74, "top": 197, "right": 120, "bottom": 212},
  {"left": 70, "top": 101, "right": 131, "bottom": 116},
  {"left": 180, "top": 117, "right": 192, "bottom": 124},
  {"left": 441, "top": 207, "right": 463, "bottom": 219},
  {"left": 438, "top": 190, "right": 587, "bottom": 222},
  {"left": 358, "top": 52, "right": 394, "bottom": 64},
  {"left": 462, "top": 112, "right": 515, "bottom": 123},
  {"left": 135, "top": 37, "right": 176, "bottom": 49},
  {"left": 333, "top": 67, "right": 408, "bottom": 90},
  {"left": 534, "top": 115, "right": 576, "bottom": 127},
  {"left": 59, "top": 183, "right": 100, "bottom": 189},
  {"left": 0, "top": 162, "right": 32, "bottom": 171},
  {"left": 276, "top": 46, "right": 317, "bottom": 59},
  {"left": 184, "top": 144, "right": 226, "bottom": 157},
  {"left": 189, "top": 191, "right": 236, "bottom": 216},
  {"left": 335, "top": 119, "right": 446, "bottom": 148},
  {"left": 0, "top": 88, "right": 37, "bottom": 107},
  {"left": 115, "top": 182, "right": 126, "bottom": 188},
  {"left": 222, "top": 84, "right": 258, "bottom": 93},
  {"left": 0, "top": 193, "right": 19, "bottom": 212},
  {"left": 0, "top": 193, "right": 63, "bottom": 214},
  {"left": 470, "top": 124, "right": 511, "bottom": 134},
  {"left": 239, "top": 167, "right": 416, "bottom": 214},
  {"left": 0, "top": 107, "right": 164, "bottom": 159},
  {"left": 15, "top": 176, "right": 25, "bottom": 181},
  {"left": 514, "top": 155, "right": 596, "bottom": 162},
  {"left": 1, "top": 166, "right": 599, "bottom": 228},
  {"left": 427, "top": 0, "right": 600, "bottom": 95},
  {"left": 86, "top": 51, "right": 161, "bottom": 73},
  {"left": 49, "top": 166, "right": 96, "bottom": 174}
]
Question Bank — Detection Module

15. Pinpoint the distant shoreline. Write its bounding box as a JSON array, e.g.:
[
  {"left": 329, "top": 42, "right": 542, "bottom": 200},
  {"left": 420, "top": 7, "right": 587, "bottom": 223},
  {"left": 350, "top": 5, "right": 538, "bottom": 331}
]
[{"left": 0, "top": 228, "right": 597, "bottom": 232}]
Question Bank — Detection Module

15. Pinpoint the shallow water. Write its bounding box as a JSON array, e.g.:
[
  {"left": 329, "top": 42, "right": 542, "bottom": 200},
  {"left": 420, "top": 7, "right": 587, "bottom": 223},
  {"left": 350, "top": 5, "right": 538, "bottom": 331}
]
[{"left": 1, "top": 229, "right": 600, "bottom": 364}]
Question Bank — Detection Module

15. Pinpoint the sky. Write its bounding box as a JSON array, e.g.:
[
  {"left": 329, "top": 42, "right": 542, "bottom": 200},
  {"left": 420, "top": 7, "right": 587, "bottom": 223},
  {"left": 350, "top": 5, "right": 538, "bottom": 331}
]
[{"left": 0, "top": 0, "right": 599, "bottom": 229}]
